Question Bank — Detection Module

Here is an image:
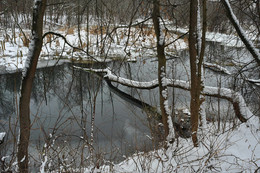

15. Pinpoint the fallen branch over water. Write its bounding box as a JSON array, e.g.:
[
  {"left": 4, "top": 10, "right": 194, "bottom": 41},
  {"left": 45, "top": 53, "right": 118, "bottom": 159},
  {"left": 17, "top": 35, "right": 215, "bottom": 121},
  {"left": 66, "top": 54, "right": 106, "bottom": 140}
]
[{"left": 74, "top": 66, "right": 254, "bottom": 123}]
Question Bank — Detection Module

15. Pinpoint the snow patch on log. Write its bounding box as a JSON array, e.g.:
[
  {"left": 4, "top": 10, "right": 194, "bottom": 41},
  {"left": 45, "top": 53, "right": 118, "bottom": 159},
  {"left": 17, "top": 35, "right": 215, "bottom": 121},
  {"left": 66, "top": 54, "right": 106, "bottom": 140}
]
[
  {"left": 0, "top": 132, "right": 6, "bottom": 141},
  {"left": 22, "top": 39, "right": 36, "bottom": 77},
  {"left": 204, "top": 62, "right": 231, "bottom": 75},
  {"left": 75, "top": 66, "right": 255, "bottom": 124},
  {"left": 158, "top": 18, "right": 165, "bottom": 46}
]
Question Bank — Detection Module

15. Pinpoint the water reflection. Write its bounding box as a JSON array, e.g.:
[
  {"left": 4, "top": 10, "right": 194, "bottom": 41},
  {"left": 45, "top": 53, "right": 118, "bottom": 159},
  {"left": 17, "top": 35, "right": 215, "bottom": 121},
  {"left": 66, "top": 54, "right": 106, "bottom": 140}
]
[{"left": 0, "top": 61, "right": 154, "bottom": 169}]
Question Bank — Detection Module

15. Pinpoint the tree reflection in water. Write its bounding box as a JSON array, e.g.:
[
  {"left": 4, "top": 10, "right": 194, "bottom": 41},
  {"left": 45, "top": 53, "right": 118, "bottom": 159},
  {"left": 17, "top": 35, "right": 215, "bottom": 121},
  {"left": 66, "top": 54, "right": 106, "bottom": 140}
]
[{"left": 0, "top": 61, "right": 153, "bottom": 171}]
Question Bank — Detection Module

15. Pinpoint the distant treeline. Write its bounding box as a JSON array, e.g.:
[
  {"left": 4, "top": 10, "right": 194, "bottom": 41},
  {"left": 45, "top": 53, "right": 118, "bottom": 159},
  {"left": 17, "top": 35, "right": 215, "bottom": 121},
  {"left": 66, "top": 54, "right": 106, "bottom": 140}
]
[{"left": 0, "top": 0, "right": 258, "bottom": 34}]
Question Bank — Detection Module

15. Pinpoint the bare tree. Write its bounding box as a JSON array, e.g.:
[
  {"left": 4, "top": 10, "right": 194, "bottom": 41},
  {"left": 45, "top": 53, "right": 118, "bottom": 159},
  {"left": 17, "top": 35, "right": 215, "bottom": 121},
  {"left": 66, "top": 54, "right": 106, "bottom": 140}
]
[
  {"left": 188, "top": 0, "right": 207, "bottom": 147},
  {"left": 152, "top": 0, "right": 170, "bottom": 140},
  {"left": 188, "top": 0, "right": 200, "bottom": 147},
  {"left": 18, "top": 0, "right": 46, "bottom": 172}
]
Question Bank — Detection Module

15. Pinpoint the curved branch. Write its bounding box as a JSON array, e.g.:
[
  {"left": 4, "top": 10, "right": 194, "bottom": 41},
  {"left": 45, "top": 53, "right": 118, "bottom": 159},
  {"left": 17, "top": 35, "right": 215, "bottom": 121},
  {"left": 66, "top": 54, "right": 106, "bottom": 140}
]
[
  {"left": 75, "top": 66, "right": 251, "bottom": 122},
  {"left": 204, "top": 62, "right": 231, "bottom": 75},
  {"left": 42, "top": 31, "right": 98, "bottom": 62}
]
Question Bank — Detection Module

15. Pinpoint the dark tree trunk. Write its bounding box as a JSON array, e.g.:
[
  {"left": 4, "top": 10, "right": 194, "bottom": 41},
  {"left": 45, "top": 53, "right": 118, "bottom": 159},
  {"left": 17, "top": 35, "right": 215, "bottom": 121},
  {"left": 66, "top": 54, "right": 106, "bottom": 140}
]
[
  {"left": 189, "top": 0, "right": 200, "bottom": 147},
  {"left": 18, "top": 0, "right": 46, "bottom": 172},
  {"left": 152, "top": 0, "right": 170, "bottom": 139}
]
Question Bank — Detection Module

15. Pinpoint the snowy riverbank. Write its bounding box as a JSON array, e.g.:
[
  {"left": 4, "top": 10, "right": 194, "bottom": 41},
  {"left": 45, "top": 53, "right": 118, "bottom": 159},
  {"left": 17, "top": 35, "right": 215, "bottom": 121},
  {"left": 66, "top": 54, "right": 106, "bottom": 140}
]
[{"left": 1, "top": 22, "right": 256, "bottom": 75}]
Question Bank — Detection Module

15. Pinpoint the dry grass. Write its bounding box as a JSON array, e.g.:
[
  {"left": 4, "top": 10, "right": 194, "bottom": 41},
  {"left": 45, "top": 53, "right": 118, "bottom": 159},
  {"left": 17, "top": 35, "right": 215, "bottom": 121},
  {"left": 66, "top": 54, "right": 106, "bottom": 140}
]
[
  {"left": 57, "top": 26, "right": 75, "bottom": 35},
  {"left": 142, "top": 28, "right": 154, "bottom": 37},
  {"left": 81, "top": 42, "right": 87, "bottom": 49},
  {"left": 18, "top": 32, "right": 29, "bottom": 47},
  {"left": 46, "top": 34, "right": 52, "bottom": 44},
  {"left": 55, "top": 50, "right": 59, "bottom": 56},
  {"left": 56, "top": 39, "right": 60, "bottom": 47},
  {"left": 183, "top": 36, "right": 189, "bottom": 44},
  {"left": 0, "top": 40, "right": 5, "bottom": 51},
  {"left": 58, "top": 26, "right": 68, "bottom": 32},
  {"left": 120, "top": 31, "right": 125, "bottom": 39},
  {"left": 67, "top": 27, "right": 75, "bottom": 35},
  {"left": 17, "top": 50, "right": 23, "bottom": 57},
  {"left": 89, "top": 25, "right": 108, "bottom": 35}
]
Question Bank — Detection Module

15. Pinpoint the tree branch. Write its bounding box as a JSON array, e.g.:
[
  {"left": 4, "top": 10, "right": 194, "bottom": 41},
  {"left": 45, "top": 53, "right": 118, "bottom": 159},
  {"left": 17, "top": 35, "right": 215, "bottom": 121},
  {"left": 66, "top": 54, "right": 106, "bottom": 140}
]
[
  {"left": 221, "top": 0, "right": 260, "bottom": 66},
  {"left": 42, "top": 31, "right": 98, "bottom": 61},
  {"left": 74, "top": 66, "right": 251, "bottom": 123}
]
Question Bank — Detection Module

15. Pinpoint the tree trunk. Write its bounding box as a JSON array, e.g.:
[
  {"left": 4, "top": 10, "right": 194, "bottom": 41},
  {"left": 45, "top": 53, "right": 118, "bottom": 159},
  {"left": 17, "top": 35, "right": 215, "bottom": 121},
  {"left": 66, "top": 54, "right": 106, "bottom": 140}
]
[
  {"left": 18, "top": 0, "right": 46, "bottom": 172},
  {"left": 198, "top": 0, "right": 207, "bottom": 128},
  {"left": 189, "top": 0, "right": 200, "bottom": 147},
  {"left": 152, "top": 0, "right": 170, "bottom": 139}
]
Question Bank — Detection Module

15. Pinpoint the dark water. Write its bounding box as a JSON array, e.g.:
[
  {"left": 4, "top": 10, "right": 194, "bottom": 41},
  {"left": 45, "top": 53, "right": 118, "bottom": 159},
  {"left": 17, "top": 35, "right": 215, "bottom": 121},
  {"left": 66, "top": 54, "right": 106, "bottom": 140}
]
[{"left": 0, "top": 61, "right": 160, "bottom": 169}]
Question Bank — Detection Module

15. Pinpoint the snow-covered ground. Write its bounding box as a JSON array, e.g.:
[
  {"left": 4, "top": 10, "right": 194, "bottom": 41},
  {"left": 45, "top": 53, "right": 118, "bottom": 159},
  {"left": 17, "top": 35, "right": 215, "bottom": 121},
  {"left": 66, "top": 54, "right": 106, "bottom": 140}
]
[{"left": 64, "top": 117, "right": 260, "bottom": 173}]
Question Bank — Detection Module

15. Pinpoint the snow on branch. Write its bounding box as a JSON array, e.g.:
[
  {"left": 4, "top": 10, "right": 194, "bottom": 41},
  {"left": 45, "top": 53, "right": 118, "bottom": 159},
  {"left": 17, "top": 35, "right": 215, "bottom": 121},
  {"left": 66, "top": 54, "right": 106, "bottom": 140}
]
[
  {"left": 73, "top": 66, "right": 160, "bottom": 89},
  {"left": 204, "top": 62, "right": 231, "bottom": 75},
  {"left": 22, "top": 39, "right": 36, "bottom": 77},
  {"left": 22, "top": 0, "right": 46, "bottom": 78},
  {"left": 221, "top": 0, "right": 260, "bottom": 66},
  {"left": 0, "top": 132, "right": 6, "bottom": 144},
  {"left": 74, "top": 66, "right": 253, "bottom": 123},
  {"left": 247, "top": 78, "right": 260, "bottom": 86},
  {"left": 204, "top": 62, "right": 260, "bottom": 86},
  {"left": 158, "top": 17, "right": 165, "bottom": 46}
]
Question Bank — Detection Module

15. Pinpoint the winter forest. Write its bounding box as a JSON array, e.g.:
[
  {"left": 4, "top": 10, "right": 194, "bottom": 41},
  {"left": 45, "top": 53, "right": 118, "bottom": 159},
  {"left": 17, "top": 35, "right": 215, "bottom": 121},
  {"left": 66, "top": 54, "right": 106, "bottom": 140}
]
[{"left": 0, "top": 0, "right": 259, "bottom": 172}]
